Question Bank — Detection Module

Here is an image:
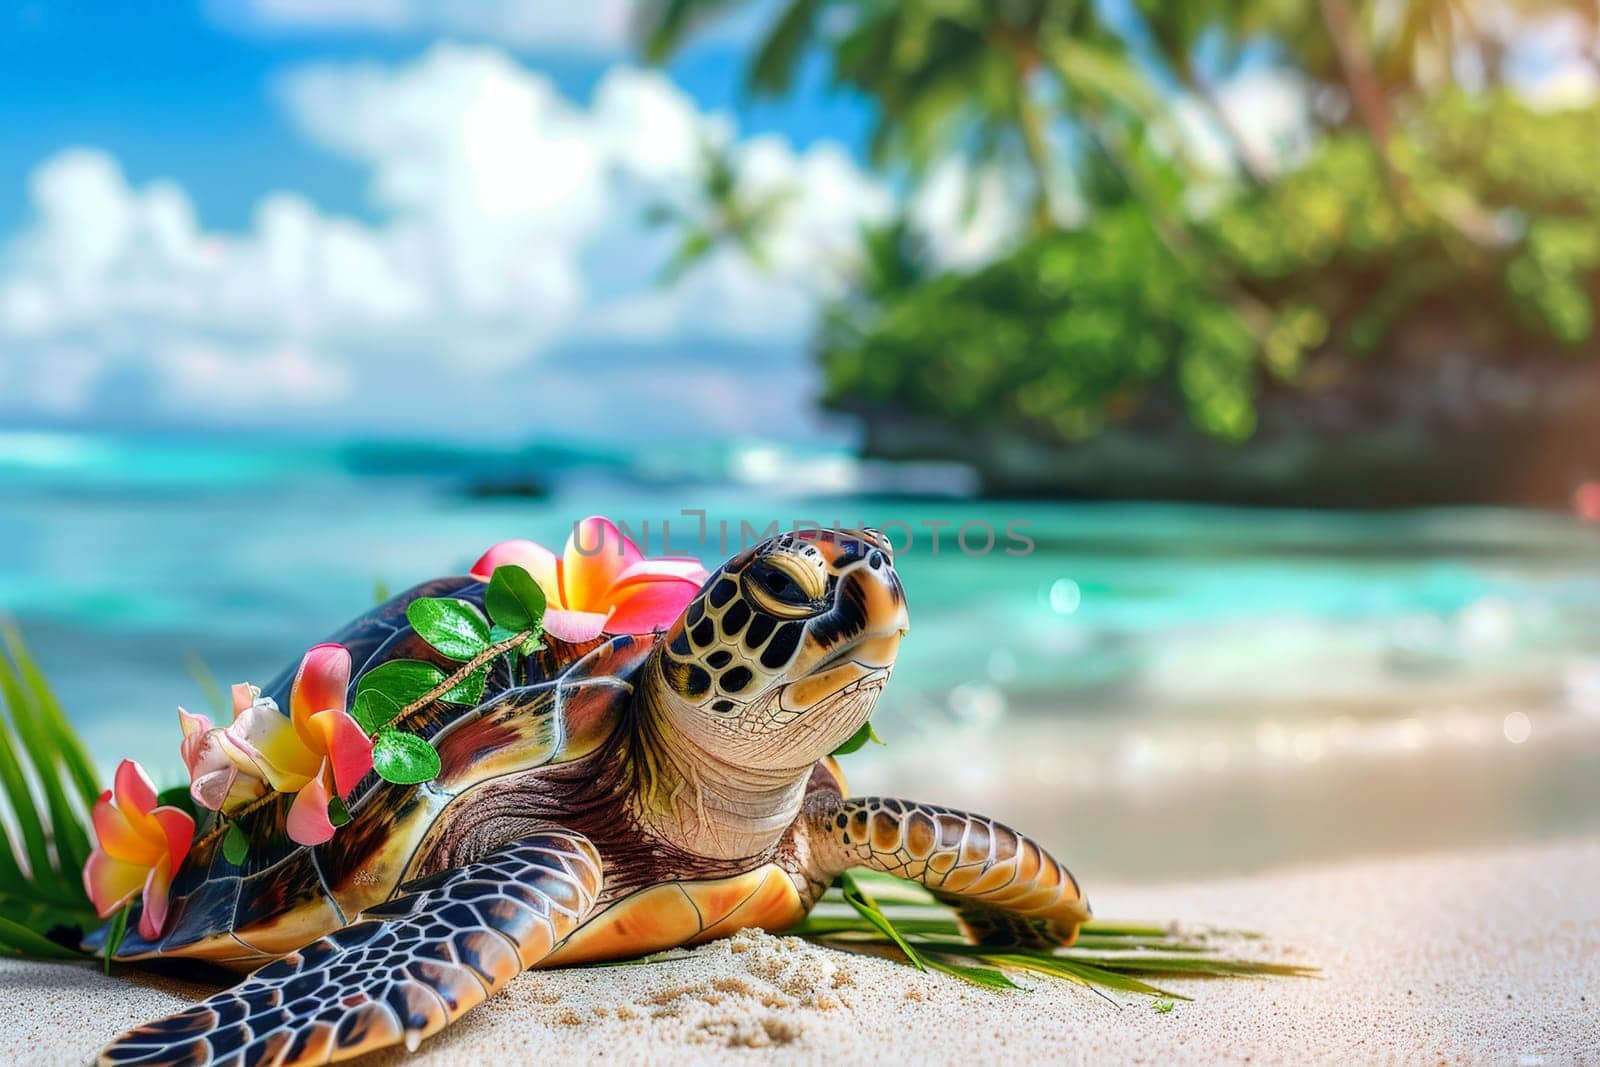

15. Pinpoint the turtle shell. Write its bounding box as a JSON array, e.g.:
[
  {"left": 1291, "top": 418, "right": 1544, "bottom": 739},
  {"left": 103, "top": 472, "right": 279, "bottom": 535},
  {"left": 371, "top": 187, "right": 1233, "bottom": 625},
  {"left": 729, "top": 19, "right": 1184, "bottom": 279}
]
[{"left": 102, "top": 575, "right": 652, "bottom": 964}]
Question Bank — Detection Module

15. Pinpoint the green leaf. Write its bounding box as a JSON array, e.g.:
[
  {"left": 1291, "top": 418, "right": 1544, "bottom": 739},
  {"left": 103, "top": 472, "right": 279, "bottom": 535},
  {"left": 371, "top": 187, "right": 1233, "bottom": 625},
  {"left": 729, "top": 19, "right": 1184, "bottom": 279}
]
[
  {"left": 352, "top": 688, "right": 405, "bottom": 735},
  {"left": 484, "top": 565, "right": 546, "bottom": 634},
  {"left": 925, "top": 954, "right": 1020, "bottom": 990},
  {"left": 0, "top": 642, "right": 90, "bottom": 888},
  {"left": 841, "top": 868, "right": 935, "bottom": 904},
  {"left": 443, "top": 664, "right": 489, "bottom": 706},
  {"left": 406, "top": 598, "right": 490, "bottom": 661},
  {"left": 3, "top": 625, "right": 100, "bottom": 810},
  {"left": 491, "top": 625, "right": 545, "bottom": 658},
  {"left": 354, "top": 659, "right": 447, "bottom": 724},
  {"left": 222, "top": 822, "right": 249, "bottom": 865},
  {"left": 983, "top": 953, "right": 1191, "bottom": 999},
  {"left": 328, "top": 794, "right": 352, "bottom": 827},
  {"left": 102, "top": 904, "right": 128, "bottom": 973},
  {"left": 0, "top": 666, "right": 52, "bottom": 886},
  {"left": 372, "top": 730, "right": 442, "bottom": 785},
  {"left": 791, "top": 914, "right": 963, "bottom": 938},
  {"left": 1079, "top": 921, "right": 1175, "bottom": 938},
  {"left": 837, "top": 870, "right": 927, "bottom": 972},
  {"left": 1153, "top": 1000, "right": 1175, "bottom": 1013},
  {"left": 831, "top": 720, "right": 885, "bottom": 756},
  {"left": 0, "top": 914, "right": 82, "bottom": 960}
]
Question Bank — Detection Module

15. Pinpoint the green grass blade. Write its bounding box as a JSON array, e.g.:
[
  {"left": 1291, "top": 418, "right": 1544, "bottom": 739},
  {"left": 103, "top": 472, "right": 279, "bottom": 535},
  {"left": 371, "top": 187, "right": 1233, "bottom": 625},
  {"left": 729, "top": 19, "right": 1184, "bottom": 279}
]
[
  {"left": 837, "top": 871, "right": 929, "bottom": 973},
  {"left": 0, "top": 628, "right": 102, "bottom": 941},
  {"left": 789, "top": 914, "right": 964, "bottom": 937},
  {"left": 0, "top": 659, "right": 53, "bottom": 881},
  {"left": 989, "top": 952, "right": 1122, "bottom": 1007},
  {"left": 1, "top": 662, "right": 91, "bottom": 885},
  {"left": 1063, "top": 954, "right": 1319, "bottom": 978},
  {"left": 924, "top": 953, "right": 1021, "bottom": 990},
  {"left": 983, "top": 953, "right": 1192, "bottom": 999},
  {"left": 1078, "top": 921, "right": 1176, "bottom": 938},
  {"left": 3, "top": 626, "right": 100, "bottom": 809},
  {"left": 829, "top": 869, "right": 936, "bottom": 905},
  {"left": 102, "top": 904, "right": 128, "bottom": 973},
  {"left": 0, "top": 913, "right": 83, "bottom": 960},
  {"left": 1070, "top": 936, "right": 1208, "bottom": 952}
]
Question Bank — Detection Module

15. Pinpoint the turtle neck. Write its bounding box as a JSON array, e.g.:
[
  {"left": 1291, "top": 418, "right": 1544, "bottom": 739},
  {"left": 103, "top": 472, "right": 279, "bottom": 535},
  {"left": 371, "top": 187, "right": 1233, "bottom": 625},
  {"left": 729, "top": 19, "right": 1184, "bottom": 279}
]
[{"left": 627, "top": 673, "right": 814, "bottom": 863}]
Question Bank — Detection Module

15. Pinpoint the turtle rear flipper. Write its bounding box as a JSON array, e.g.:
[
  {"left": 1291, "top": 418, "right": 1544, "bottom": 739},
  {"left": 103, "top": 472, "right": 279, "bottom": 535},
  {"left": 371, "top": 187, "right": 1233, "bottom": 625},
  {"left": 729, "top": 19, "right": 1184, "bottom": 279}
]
[{"left": 97, "top": 831, "right": 602, "bottom": 1066}]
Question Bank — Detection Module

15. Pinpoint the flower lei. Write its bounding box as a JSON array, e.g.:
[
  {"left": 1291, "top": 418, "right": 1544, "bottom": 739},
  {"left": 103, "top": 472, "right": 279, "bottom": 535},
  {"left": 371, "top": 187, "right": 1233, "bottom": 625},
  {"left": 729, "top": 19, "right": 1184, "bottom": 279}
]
[{"left": 84, "top": 517, "right": 708, "bottom": 947}]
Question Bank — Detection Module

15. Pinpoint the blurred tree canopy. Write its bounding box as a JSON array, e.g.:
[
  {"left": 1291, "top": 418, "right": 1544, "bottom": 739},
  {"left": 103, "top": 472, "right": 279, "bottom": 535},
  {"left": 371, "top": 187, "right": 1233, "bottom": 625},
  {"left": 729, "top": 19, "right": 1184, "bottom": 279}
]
[{"left": 638, "top": 1, "right": 1600, "bottom": 500}]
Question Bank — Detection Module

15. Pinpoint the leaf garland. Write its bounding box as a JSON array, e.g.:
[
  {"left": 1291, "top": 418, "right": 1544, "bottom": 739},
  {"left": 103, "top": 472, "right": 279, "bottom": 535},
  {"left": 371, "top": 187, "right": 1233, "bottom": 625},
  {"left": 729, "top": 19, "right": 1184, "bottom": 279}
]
[
  {"left": 372, "top": 729, "right": 442, "bottom": 784},
  {"left": 358, "top": 566, "right": 546, "bottom": 787},
  {"left": 222, "top": 823, "right": 249, "bottom": 865}
]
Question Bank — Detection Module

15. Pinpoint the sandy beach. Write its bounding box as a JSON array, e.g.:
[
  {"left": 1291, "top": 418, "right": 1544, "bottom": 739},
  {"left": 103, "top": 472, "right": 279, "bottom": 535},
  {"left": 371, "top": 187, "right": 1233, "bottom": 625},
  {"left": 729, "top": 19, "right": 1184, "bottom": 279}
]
[{"left": 6, "top": 835, "right": 1596, "bottom": 1066}]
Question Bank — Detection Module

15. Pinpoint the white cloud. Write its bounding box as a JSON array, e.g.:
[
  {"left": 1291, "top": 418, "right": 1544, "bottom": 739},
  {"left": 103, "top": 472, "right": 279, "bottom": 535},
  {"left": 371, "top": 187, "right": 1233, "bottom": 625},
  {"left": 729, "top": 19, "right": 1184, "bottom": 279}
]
[{"left": 0, "top": 45, "right": 894, "bottom": 438}]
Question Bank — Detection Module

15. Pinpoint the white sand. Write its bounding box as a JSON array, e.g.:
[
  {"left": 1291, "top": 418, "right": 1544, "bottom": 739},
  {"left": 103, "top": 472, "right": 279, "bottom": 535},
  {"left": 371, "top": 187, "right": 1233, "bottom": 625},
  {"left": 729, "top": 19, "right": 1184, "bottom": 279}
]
[{"left": 6, "top": 836, "right": 1597, "bottom": 1065}]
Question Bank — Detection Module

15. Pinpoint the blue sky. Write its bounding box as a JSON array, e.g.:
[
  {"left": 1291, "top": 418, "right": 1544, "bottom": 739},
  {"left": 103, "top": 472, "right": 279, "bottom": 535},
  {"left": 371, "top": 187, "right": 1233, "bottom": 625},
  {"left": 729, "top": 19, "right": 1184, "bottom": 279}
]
[
  {"left": 0, "top": 1, "right": 872, "bottom": 233},
  {"left": 1, "top": 2, "right": 1586, "bottom": 445},
  {"left": 0, "top": 1, "right": 904, "bottom": 444}
]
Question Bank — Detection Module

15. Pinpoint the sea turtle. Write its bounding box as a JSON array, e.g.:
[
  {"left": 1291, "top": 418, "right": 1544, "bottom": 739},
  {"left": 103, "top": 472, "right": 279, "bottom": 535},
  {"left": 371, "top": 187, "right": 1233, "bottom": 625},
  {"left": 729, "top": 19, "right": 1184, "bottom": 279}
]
[{"left": 93, "top": 528, "right": 1089, "bottom": 1065}]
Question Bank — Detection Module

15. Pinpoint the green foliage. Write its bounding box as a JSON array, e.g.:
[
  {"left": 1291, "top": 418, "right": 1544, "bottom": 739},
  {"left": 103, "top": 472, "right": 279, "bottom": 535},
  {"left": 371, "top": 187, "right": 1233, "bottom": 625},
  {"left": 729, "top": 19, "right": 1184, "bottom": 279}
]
[
  {"left": 222, "top": 822, "right": 249, "bottom": 865},
  {"left": 484, "top": 565, "right": 547, "bottom": 637},
  {"left": 820, "top": 91, "right": 1600, "bottom": 444},
  {"left": 100, "top": 904, "right": 128, "bottom": 973},
  {"left": 368, "top": 586, "right": 544, "bottom": 786},
  {"left": 823, "top": 206, "right": 1260, "bottom": 443},
  {"left": 328, "top": 795, "right": 352, "bottom": 828},
  {"left": 0, "top": 628, "right": 101, "bottom": 958},
  {"left": 406, "top": 598, "right": 491, "bottom": 661},
  {"left": 353, "top": 661, "right": 450, "bottom": 733},
  {"left": 639, "top": 2, "right": 1600, "bottom": 453},
  {"left": 795, "top": 869, "right": 1317, "bottom": 998},
  {"left": 830, "top": 720, "right": 884, "bottom": 756},
  {"left": 372, "top": 729, "right": 443, "bottom": 785}
]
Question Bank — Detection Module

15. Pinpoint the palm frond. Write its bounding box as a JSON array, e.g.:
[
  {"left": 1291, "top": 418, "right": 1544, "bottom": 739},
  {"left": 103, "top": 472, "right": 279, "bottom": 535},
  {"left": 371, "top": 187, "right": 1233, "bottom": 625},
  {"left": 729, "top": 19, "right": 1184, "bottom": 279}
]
[
  {"left": 0, "top": 625, "right": 100, "bottom": 959},
  {"left": 796, "top": 868, "right": 1316, "bottom": 1001}
]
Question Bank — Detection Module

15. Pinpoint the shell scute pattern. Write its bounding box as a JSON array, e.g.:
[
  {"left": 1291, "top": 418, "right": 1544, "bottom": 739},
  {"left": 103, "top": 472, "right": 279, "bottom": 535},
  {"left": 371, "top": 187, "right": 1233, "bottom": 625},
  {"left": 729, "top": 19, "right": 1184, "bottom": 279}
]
[
  {"left": 102, "top": 835, "right": 602, "bottom": 1065},
  {"left": 105, "top": 579, "right": 634, "bottom": 963}
]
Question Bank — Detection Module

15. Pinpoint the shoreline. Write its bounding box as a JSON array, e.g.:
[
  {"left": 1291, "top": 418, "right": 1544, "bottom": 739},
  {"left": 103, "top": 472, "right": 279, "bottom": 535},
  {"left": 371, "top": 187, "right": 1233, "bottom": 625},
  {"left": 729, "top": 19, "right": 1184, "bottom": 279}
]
[{"left": 6, "top": 835, "right": 1597, "bottom": 1065}]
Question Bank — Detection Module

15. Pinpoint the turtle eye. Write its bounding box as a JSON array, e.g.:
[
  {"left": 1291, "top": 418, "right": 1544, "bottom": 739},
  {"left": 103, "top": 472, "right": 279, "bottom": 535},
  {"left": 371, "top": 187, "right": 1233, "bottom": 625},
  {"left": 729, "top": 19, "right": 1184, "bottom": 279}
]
[{"left": 744, "top": 556, "right": 824, "bottom": 619}]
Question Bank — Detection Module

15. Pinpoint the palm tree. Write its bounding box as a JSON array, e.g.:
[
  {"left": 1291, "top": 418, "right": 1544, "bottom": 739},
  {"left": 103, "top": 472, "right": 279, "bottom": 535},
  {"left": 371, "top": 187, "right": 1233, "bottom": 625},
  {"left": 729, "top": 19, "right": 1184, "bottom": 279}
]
[
  {"left": 637, "top": 0, "right": 1154, "bottom": 235},
  {"left": 1126, "top": 0, "right": 1276, "bottom": 184},
  {"left": 643, "top": 138, "right": 794, "bottom": 283}
]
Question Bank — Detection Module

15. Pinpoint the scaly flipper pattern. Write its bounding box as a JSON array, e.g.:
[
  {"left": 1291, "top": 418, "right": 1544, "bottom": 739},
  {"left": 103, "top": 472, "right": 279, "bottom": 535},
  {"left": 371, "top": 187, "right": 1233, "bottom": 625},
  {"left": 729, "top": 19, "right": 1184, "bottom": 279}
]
[
  {"left": 98, "top": 831, "right": 602, "bottom": 1067},
  {"left": 805, "top": 797, "right": 1090, "bottom": 947}
]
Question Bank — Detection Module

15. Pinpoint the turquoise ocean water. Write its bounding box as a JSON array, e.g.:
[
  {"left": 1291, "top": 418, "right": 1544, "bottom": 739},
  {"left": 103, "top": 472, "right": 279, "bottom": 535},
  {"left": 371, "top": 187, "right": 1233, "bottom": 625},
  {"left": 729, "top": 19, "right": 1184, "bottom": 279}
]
[{"left": 4, "top": 429, "right": 1599, "bottom": 878}]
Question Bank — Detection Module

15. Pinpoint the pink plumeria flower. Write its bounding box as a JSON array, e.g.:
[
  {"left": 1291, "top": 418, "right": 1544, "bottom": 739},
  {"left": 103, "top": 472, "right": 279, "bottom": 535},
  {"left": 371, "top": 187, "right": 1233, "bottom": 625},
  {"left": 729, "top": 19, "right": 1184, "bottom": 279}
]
[
  {"left": 471, "top": 516, "right": 708, "bottom": 643},
  {"left": 177, "top": 684, "right": 271, "bottom": 814},
  {"left": 218, "top": 644, "right": 374, "bottom": 847},
  {"left": 83, "top": 759, "right": 195, "bottom": 941}
]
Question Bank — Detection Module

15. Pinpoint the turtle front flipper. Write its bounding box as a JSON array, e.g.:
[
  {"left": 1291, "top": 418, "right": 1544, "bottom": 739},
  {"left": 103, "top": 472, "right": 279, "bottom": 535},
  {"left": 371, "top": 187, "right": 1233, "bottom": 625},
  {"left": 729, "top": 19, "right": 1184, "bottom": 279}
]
[
  {"left": 802, "top": 797, "right": 1091, "bottom": 948},
  {"left": 96, "top": 831, "right": 602, "bottom": 1067}
]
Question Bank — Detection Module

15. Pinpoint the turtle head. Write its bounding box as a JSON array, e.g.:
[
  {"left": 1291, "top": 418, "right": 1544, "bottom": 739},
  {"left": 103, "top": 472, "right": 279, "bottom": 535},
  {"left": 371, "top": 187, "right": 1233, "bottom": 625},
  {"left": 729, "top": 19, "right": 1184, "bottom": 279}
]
[{"left": 650, "top": 528, "right": 908, "bottom": 771}]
